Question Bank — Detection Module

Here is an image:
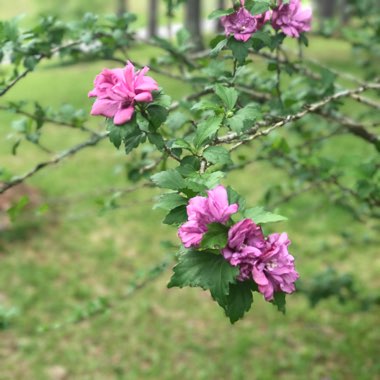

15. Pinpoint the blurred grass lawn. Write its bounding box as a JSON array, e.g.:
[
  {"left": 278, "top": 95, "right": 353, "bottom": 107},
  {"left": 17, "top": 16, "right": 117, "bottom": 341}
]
[{"left": 1, "top": 2, "right": 380, "bottom": 380}]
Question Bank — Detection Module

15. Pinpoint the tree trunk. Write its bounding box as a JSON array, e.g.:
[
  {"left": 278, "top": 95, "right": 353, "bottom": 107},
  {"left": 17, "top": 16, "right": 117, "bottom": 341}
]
[
  {"left": 148, "top": 0, "right": 159, "bottom": 37},
  {"left": 316, "top": 0, "right": 337, "bottom": 19},
  {"left": 116, "top": 0, "right": 128, "bottom": 16},
  {"left": 216, "top": 0, "right": 226, "bottom": 32},
  {"left": 185, "top": 0, "right": 204, "bottom": 51}
]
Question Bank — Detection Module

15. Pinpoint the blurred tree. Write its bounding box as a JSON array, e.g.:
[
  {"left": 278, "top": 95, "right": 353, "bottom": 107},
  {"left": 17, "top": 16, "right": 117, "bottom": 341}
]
[
  {"left": 148, "top": 0, "right": 158, "bottom": 37},
  {"left": 216, "top": 0, "right": 226, "bottom": 32},
  {"left": 315, "top": 0, "right": 337, "bottom": 19},
  {"left": 184, "top": 0, "right": 203, "bottom": 50},
  {"left": 116, "top": 0, "right": 129, "bottom": 16}
]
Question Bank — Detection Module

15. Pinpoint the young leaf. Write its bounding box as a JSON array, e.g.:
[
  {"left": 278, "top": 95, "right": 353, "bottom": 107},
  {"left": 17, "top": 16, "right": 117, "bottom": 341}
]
[
  {"left": 214, "top": 84, "right": 238, "bottom": 110},
  {"left": 200, "top": 223, "right": 229, "bottom": 250},
  {"left": 225, "top": 281, "right": 254, "bottom": 324},
  {"left": 244, "top": 206, "right": 287, "bottom": 224},
  {"left": 168, "top": 250, "right": 239, "bottom": 306},
  {"left": 193, "top": 115, "right": 223, "bottom": 149},
  {"left": 203, "top": 146, "right": 232, "bottom": 165},
  {"left": 151, "top": 169, "right": 186, "bottom": 190}
]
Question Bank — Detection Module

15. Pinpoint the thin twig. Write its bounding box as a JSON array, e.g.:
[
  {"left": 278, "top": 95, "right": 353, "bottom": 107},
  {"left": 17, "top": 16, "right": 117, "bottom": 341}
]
[{"left": 0, "top": 132, "right": 109, "bottom": 194}]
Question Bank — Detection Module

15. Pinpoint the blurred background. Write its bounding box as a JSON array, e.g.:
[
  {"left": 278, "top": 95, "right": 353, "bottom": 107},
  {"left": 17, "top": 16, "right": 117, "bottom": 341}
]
[{"left": 0, "top": 1, "right": 379, "bottom": 379}]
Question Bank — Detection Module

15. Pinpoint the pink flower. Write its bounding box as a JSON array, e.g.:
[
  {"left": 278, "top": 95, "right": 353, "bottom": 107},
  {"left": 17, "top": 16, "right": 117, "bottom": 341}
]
[
  {"left": 272, "top": 0, "right": 312, "bottom": 38},
  {"left": 222, "top": 219, "right": 267, "bottom": 281},
  {"left": 255, "top": 10, "right": 272, "bottom": 30},
  {"left": 88, "top": 61, "right": 158, "bottom": 125},
  {"left": 251, "top": 232, "right": 299, "bottom": 301},
  {"left": 222, "top": 219, "right": 299, "bottom": 301},
  {"left": 178, "top": 185, "right": 238, "bottom": 248},
  {"left": 221, "top": 6, "right": 258, "bottom": 42}
]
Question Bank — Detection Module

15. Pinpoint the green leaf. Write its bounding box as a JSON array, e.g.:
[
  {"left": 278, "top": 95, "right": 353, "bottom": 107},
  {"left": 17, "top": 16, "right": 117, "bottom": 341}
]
[
  {"left": 227, "top": 105, "right": 261, "bottom": 133},
  {"left": 203, "top": 146, "right": 232, "bottom": 165},
  {"left": 163, "top": 205, "right": 188, "bottom": 225},
  {"left": 200, "top": 223, "right": 229, "bottom": 250},
  {"left": 107, "top": 123, "right": 126, "bottom": 149},
  {"left": 153, "top": 192, "right": 188, "bottom": 211},
  {"left": 250, "top": 1, "right": 270, "bottom": 15},
  {"left": 147, "top": 104, "right": 168, "bottom": 129},
  {"left": 124, "top": 128, "right": 146, "bottom": 154},
  {"left": 214, "top": 84, "right": 238, "bottom": 110},
  {"left": 148, "top": 132, "right": 165, "bottom": 150},
  {"left": 272, "top": 292, "right": 286, "bottom": 314},
  {"left": 210, "top": 37, "right": 228, "bottom": 57},
  {"left": 168, "top": 250, "right": 239, "bottom": 306},
  {"left": 151, "top": 170, "right": 186, "bottom": 190},
  {"left": 208, "top": 8, "right": 234, "bottom": 20},
  {"left": 244, "top": 206, "right": 287, "bottom": 224},
  {"left": 193, "top": 115, "right": 223, "bottom": 149},
  {"left": 227, "top": 38, "right": 250, "bottom": 64},
  {"left": 251, "top": 30, "right": 272, "bottom": 47},
  {"left": 185, "top": 171, "right": 225, "bottom": 192},
  {"left": 7, "top": 195, "right": 29, "bottom": 222},
  {"left": 227, "top": 187, "right": 246, "bottom": 211},
  {"left": 225, "top": 281, "right": 254, "bottom": 324}
]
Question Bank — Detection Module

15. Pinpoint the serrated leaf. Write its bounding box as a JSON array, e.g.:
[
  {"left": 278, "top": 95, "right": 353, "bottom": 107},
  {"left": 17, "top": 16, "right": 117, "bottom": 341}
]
[
  {"left": 225, "top": 281, "right": 254, "bottom": 324},
  {"left": 227, "top": 38, "right": 250, "bottom": 64},
  {"left": 186, "top": 171, "right": 225, "bottom": 192},
  {"left": 210, "top": 37, "right": 228, "bottom": 57},
  {"left": 151, "top": 170, "right": 186, "bottom": 190},
  {"left": 193, "top": 115, "right": 223, "bottom": 149},
  {"left": 168, "top": 250, "right": 239, "bottom": 305},
  {"left": 203, "top": 146, "right": 232, "bottom": 165},
  {"left": 147, "top": 104, "right": 168, "bottom": 129},
  {"left": 208, "top": 8, "right": 234, "bottom": 20},
  {"left": 227, "top": 105, "right": 261, "bottom": 133},
  {"left": 214, "top": 84, "right": 238, "bottom": 110},
  {"left": 244, "top": 207, "right": 287, "bottom": 224},
  {"left": 163, "top": 205, "right": 188, "bottom": 225},
  {"left": 124, "top": 129, "right": 146, "bottom": 154},
  {"left": 153, "top": 193, "right": 188, "bottom": 211},
  {"left": 272, "top": 292, "right": 286, "bottom": 314},
  {"left": 200, "top": 223, "right": 229, "bottom": 250},
  {"left": 148, "top": 132, "right": 165, "bottom": 150}
]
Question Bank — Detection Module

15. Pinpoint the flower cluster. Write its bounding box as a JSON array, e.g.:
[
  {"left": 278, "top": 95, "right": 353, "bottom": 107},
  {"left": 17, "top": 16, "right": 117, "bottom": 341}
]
[
  {"left": 221, "top": 0, "right": 311, "bottom": 41},
  {"left": 178, "top": 186, "right": 299, "bottom": 302},
  {"left": 88, "top": 61, "right": 158, "bottom": 125}
]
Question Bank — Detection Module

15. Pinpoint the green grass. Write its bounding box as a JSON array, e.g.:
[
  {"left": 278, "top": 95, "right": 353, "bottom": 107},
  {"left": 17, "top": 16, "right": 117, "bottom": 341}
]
[{"left": 1, "top": 11, "right": 380, "bottom": 380}]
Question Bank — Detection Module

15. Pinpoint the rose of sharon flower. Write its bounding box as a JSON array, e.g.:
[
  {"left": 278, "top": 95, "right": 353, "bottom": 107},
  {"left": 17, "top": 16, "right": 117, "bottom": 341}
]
[
  {"left": 220, "top": 5, "right": 258, "bottom": 42},
  {"left": 178, "top": 185, "right": 238, "bottom": 248},
  {"left": 222, "top": 219, "right": 267, "bottom": 281},
  {"left": 222, "top": 219, "right": 299, "bottom": 301},
  {"left": 272, "top": 0, "right": 312, "bottom": 38},
  {"left": 88, "top": 61, "right": 158, "bottom": 125}
]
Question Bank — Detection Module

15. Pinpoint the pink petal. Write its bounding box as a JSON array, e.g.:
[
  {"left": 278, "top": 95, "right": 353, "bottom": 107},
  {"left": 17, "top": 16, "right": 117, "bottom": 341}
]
[
  {"left": 113, "top": 106, "right": 135, "bottom": 125},
  {"left": 90, "top": 99, "right": 120, "bottom": 118},
  {"left": 134, "top": 92, "right": 153, "bottom": 102}
]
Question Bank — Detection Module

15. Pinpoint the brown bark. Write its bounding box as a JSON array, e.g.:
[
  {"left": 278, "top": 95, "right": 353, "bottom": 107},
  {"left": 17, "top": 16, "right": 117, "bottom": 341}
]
[{"left": 148, "top": 0, "right": 159, "bottom": 37}]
